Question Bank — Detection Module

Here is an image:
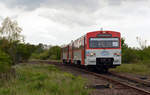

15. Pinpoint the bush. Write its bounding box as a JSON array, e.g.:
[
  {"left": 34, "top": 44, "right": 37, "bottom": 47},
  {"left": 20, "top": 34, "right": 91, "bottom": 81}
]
[
  {"left": 30, "top": 46, "right": 61, "bottom": 60},
  {"left": 48, "top": 46, "right": 61, "bottom": 60},
  {"left": 0, "top": 64, "right": 90, "bottom": 95},
  {"left": 122, "top": 48, "right": 138, "bottom": 63},
  {"left": 31, "top": 50, "right": 49, "bottom": 60},
  {"left": 0, "top": 49, "right": 12, "bottom": 73},
  {"left": 0, "top": 38, "right": 37, "bottom": 64},
  {"left": 16, "top": 43, "right": 38, "bottom": 62}
]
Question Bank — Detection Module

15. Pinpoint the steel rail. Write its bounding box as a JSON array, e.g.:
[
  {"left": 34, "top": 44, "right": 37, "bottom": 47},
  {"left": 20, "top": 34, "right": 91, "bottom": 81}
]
[
  {"left": 77, "top": 68, "right": 150, "bottom": 95},
  {"left": 110, "top": 71, "right": 150, "bottom": 86}
]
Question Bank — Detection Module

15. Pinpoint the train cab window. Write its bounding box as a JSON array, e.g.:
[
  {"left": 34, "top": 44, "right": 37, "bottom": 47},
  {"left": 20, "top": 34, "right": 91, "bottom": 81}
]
[{"left": 89, "top": 38, "right": 120, "bottom": 48}]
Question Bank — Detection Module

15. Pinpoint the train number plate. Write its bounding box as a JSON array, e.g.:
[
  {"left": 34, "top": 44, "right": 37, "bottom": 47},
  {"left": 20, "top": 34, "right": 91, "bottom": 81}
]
[{"left": 101, "top": 51, "right": 109, "bottom": 56}]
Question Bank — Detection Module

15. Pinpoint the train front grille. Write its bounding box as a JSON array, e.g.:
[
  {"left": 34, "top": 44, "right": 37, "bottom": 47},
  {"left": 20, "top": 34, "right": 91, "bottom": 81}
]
[{"left": 96, "top": 58, "right": 114, "bottom": 65}]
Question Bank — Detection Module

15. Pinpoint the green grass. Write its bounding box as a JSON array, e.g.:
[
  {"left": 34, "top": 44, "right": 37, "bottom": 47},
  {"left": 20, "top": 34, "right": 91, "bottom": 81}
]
[
  {"left": 0, "top": 63, "right": 89, "bottom": 95},
  {"left": 110, "top": 62, "right": 150, "bottom": 76}
]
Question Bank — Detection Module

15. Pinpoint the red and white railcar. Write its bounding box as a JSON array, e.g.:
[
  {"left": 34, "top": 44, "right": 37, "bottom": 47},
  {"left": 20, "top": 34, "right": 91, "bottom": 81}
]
[{"left": 62, "top": 30, "right": 121, "bottom": 71}]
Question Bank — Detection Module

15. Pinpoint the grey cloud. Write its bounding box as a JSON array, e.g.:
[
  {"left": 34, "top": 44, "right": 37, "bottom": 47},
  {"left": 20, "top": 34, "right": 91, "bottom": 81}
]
[
  {"left": 107, "top": 0, "right": 148, "bottom": 6},
  {"left": 0, "top": 0, "right": 46, "bottom": 10},
  {"left": 39, "top": 10, "right": 96, "bottom": 27},
  {"left": 108, "top": 0, "right": 123, "bottom": 6},
  {"left": 0, "top": 0, "right": 100, "bottom": 12},
  {"left": 1, "top": 0, "right": 147, "bottom": 12},
  {"left": 42, "top": 0, "right": 100, "bottom": 12},
  {"left": 38, "top": 0, "right": 150, "bottom": 27}
]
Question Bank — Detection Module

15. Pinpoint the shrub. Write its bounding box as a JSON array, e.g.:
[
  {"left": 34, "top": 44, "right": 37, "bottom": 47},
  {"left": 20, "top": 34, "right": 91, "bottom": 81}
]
[
  {"left": 48, "top": 46, "right": 61, "bottom": 60},
  {"left": 0, "top": 49, "right": 12, "bottom": 73},
  {"left": 0, "top": 64, "right": 89, "bottom": 95},
  {"left": 30, "top": 46, "right": 61, "bottom": 60}
]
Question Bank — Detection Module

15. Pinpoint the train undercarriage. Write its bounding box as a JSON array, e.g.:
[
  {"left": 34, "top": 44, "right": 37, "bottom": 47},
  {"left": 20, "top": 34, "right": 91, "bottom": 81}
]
[{"left": 62, "top": 58, "right": 120, "bottom": 73}]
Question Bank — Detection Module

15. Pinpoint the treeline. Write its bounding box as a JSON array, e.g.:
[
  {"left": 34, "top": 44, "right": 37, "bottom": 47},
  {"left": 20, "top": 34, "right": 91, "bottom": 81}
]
[
  {"left": 0, "top": 40, "right": 39, "bottom": 72},
  {"left": 0, "top": 39, "right": 61, "bottom": 72},
  {"left": 0, "top": 17, "right": 61, "bottom": 74},
  {"left": 122, "top": 38, "right": 150, "bottom": 63},
  {"left": 31, "top": 45, "right": 61, "bottom": 60}
]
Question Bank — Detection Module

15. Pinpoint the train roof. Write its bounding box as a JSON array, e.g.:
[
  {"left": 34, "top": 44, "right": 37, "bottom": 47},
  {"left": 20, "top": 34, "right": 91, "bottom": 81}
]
[
  {"left": 62, "top": 30, "right": 120, "bottom": 48},
  {"left": 86, "top": 30, "right": 120, "bottom": 35}
]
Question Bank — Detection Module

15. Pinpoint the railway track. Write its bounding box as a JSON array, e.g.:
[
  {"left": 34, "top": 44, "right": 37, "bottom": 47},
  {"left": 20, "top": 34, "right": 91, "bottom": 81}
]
[
  {"left": 28, "top": 61, "right": 150, "bottom": 95},
  {"left": 96, "top": 72, "right": 150, "bottom": 95},
  {"left": 60, "top": 64, "right": 150, "bottom": 95},
  {"left": 109, "top": 71, "right": 150, "bottom": 87}
]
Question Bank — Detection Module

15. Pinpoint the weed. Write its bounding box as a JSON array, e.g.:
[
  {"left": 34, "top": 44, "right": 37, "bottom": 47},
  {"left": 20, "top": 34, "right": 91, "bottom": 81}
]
[
  {"left": 110, "top": 62, "right": 150, "bottom": 75},
  {"left": 0, "top": 64, "right": 89, "bottom": 95}
]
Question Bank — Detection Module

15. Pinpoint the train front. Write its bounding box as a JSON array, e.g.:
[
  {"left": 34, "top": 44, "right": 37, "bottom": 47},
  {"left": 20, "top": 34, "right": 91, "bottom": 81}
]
[{"left": 85, "top": 31, "right": 121, "bottom": 71}]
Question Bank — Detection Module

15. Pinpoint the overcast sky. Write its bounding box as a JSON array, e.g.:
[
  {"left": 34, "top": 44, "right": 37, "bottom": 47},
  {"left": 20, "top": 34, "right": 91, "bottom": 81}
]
[{"left": 0, "top": 0, "right": 150, "bottom": 47}]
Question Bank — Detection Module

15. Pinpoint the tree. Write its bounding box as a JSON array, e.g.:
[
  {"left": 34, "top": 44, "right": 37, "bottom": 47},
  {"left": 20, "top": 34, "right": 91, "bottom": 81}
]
[
  {"left": 121, "top": 38, "right": 128, "bottom": 49},
  {"left": 121, "top": 38, "right": 137, "bottom": 63},
  {"left": 136, "top": 37, "right": 147, "bottom": 50},
  {"left": 48, "top": 46, "right": 61, "bottom": 60},
  {"left": 0, "top": 49, "right": 12, "bottom": 73},
  {"left": 0, "top": 17, "right": 23, "bottom": 42},
  {"left": 0, "top": 17, "right": 24, "bottom": 64}
]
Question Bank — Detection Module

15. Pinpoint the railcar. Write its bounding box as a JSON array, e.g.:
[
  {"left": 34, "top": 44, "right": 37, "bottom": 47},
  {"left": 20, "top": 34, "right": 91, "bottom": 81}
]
[{"left": 62, "top": 30, "right": 121, "bottom": 72}]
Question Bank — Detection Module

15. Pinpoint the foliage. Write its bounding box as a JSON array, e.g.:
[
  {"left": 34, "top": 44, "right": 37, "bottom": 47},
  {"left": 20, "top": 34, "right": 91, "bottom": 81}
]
[
  {"left": 113, "top": 38, "right": 150, "bottom": 75},
  {"left": 48, "top": 46, "right": 61, "bottom": 60},
  {"left": 0, "top": 17, "right": 23, "bottom": 42},
  {"left": 121, "top": 38, "right": 150, "bottom": 63},
  {"left": 122, "top": 47, "right": 138, "bottom": 63},
  {"left": 0, "top": 64, "right": 89, "bottom": 95},
  {"left": 31, "top": 50, "right": 49, "bottom": 60},
  {"left": 31, "top": 45, "right": 61, "bottom": 60},
  {"left": 0, "top": 17, "right": 26, "bottom": 65},
  {"left": 34, "top": 43, "right": 45, "bottom": 54},
  {"left": 136, "top": 37, "right": 147, "bottom": 50},
  {"left": 15, "top": 43, "right": 37, "bottom": 62},
  {"left": 110, "top": 62, "right": 150, "bottom": 75},
  {"left": 0, "top": 49, "right": 12, "bottom": 73},
  {"left": 0, "top": 38, "right": 37, "bottom": 64}
]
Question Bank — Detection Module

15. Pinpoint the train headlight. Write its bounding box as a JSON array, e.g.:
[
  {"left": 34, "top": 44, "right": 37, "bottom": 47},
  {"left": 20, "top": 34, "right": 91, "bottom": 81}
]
[
  {"left": 114, "top": 59, "right": 120, "bottom": 62},
  {"left": 90, "top": 52, "right": 96, "bottom": 56},
  {"left": 114, "top": 53, "right": 121, "bottom": 57}
]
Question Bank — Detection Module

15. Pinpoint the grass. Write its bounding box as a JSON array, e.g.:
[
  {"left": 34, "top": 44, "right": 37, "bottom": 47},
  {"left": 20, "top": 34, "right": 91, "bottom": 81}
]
[
  {"left": 110, "top": 62, "right": 150, "bottom": 76},
  {"left": 0, "top": 63, "right": 89, "bottom": 95}
]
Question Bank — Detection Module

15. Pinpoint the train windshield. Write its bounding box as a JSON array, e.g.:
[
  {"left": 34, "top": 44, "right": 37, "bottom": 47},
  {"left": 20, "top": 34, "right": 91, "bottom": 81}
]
[{"left": 89, "top": 38, "right": 120, "bottom": 48}]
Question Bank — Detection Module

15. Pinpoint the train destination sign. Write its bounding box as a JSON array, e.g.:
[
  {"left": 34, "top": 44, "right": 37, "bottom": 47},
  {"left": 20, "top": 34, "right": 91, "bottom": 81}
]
[{"left": 97, "top": 34, "right": 112, "bottom": 37}]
